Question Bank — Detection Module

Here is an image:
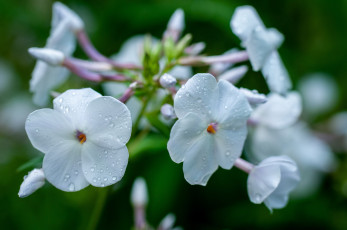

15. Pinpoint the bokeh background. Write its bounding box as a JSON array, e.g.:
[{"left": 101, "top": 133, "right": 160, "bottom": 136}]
[{"left": 1, "top": 0, "right": 347, "bottom": 229}]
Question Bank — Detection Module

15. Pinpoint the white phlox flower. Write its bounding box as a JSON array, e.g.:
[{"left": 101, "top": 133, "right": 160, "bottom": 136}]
[
  {"left": 18, "top": 168, "right": 45, "bottom": 198},
  {"left": 230, "top": 5, "right": 291, "bottom": 94},
  {"left": 168, "top": 73, "right": 252, "bottom": 185},
  {"left": 250, "top": 91, "right": 302, "bottom": 129},
  {"left": 30, "top": 2, "right": 83, "bottom": 106},
  {"left": 25, "top": 88, "right": 132, "bottom": 191},
  {"left": 249, "top": 122, "right": 336, "bottom": 196},
  {"left": 247, "top": 156, "right": 300, "bottom": 211}
]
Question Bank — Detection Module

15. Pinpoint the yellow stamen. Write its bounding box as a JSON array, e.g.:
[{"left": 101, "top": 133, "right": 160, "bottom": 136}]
[
  {"left": 78, "top": 133, "right": 87, "bottom": 144},
  {"left": 207, "top": 124, "right": 216, "bottom": 134}
]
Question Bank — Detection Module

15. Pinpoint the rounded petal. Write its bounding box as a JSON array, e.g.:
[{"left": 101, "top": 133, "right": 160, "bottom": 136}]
[
  {"left": 25, "top": 108, "right": 75, "bottom": 153},
  {"left": 174, "top": 73, "right": 218, "bottom": 119},
  {"left": 261, "top": 51, "right": 292, "bottom": 94},
  {"left": 230, "top": 5, "right": 265, "bottom": 42},
  {"left": 53, "top": 88, "right": 101, "bottom": 128},
  {"left": 247, "top": 164, "right": 281, "bottom": 204},
  {"left": 167, "top": 113, "right": 207, "bottom": 163},
  {"left": 81, "top": 143, "right": 128, "bottom": 187},
  {"left": 43, "top": 140, "right": 89, "bottom": 192},
  {"left": 264, "top": 191, "right": 289, "bottom": 210},
  {"left": 251, "top": 92, "right": 302, "bottom": 129},
  {"left": 214, "top": 128, "right": 247, "bottom": 169},
  {"left": 84, "top": 96, "right": 132, "bottom": 149},
  {"left": 216, "top": 80, "right": 252, "bottom": 128},
  {"left": 182, "top": 133, "right": 218, "bottom": 186}
]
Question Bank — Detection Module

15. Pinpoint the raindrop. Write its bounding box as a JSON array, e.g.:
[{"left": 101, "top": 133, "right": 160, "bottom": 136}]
[
  {"left": 35, "top": 129, "right": 39, "bottom": 133},
  {"left": 74, "top": 170, "right": 79, "bottom": 175},
  {"left": 254, "top": 193, "right": 262, "bottom": 203},
  {"left": 69, "top": 183, "right": 75, "bottom": 191},
  {"left": 226, "top": 151, "right": 230, "bottom": 156},
  {"left": 101, "top": 183, "right": 105, "bottom": 187},
  {"left": 104, "top": 178, "right": 108, "bottom": 181},
  {"left": 112, "top": 176, "right": 117, "bottom": 181},
  {"left": 90, "top": 167, "right": 95, "bottom": 172}
]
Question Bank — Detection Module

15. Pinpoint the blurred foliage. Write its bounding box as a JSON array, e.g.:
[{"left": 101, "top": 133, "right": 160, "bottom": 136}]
[{"left": 1, "top": 0, "right": 347, "bottom": 229}]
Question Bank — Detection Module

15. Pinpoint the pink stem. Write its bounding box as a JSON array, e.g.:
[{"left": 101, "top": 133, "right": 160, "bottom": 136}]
[
  {"left": 119, "top": 87, "right": 134, "bottom": 103},
  {"left": 234, "top": 158, "right": 254, "bottom": 174}
]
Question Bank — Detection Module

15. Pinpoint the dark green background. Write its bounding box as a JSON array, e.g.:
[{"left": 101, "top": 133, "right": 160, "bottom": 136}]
[{"left": 1, "top": 0, "right": 347, "bottom": 229}]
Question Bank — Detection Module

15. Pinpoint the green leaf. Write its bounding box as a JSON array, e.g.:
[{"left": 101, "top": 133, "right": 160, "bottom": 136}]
[{"left": 17, "top": 155, "right": 44, "bottom": 172}]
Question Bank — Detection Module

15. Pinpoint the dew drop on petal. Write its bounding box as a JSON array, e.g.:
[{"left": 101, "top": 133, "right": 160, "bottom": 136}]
[
  {"left": 254, "top": 193, "right": 262, "bottom": 203},
  {"left": 226, "top": 151, "right": 230, "bottom": 156},
  {"left": 112, "top": 176, "right": 117, "bottom": 181},
  {"left": 69, "top": 183, "right": 75, "bottom": 191},
  {"left": 90, "top": 167, "right": 95, "bottom": 172}
]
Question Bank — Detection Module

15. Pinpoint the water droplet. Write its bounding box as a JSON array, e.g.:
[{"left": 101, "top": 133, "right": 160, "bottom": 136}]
[
  {"left": 226, "top": 151, "right": 230, "bottom": 156},
  {"left": 58, "top": 98, "right": 63, "bottom": 103},
  {"left": 97, "top": 177, "right": 101, "bottom": 181},
  {"left": 93, "top": 178, "right": 97, "bottom": 183},
  {"left": 90, "top": 167, "right": 95, "bottom": 172},
  {"left": 101, "top": 183, "right": 105, "bottom": 187},
  {"left": 109, "top": 123, "right": 115, "bottom": 128},
  {"left": 69, "top": 183, "right": 75, "bottom": 191},
  {"left": 65, "top": 174, "right": 70, "bottom": 179},
  {"left": 112, "top": 176, "right": 117, "bottom": 181},
  {"left": 224, "top": 105, "right": 228, "bottom": 109},
  {"left": 254, "top": 193, "right": 262, "bottom": 203},
  {"left": 104, "top": 178, "right": 108, "bottom": 181},
  {"left": 74, "top": 170, "right": 79, "bottom": 175},
  {"left": 35, "top": 129, "right": 39, "bottom": 133}
]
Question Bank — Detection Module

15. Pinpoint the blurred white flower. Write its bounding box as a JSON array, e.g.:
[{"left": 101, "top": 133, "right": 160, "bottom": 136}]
[
  {"left": 230, "top": 5, "right": 291, "bottom": 94},
  {"left": 18, "top": 168, "right": 45, "bottom": 198},
  {"left": 30, "top": 2, "right": 84, "bottom": 106},
  {"left": 298, "top": 73, "right": 338, "bottom": 117},
  {"left": 164, "top": 9, "right": 185, "bottom": 41},
  {"left": 158, "top": 213, "right": 176, "bottom": 230},
  {"left": 249, "top": 122, "right": 336, "bottom": 196},
  {"left": 25, "top": 88, "right": 131, "bottom": 191},
  {"left": 250, "top": 91, "right": 302, "bottom": 129},
  {"left": 247, "top": 156, "right": 300, "bottom": 211},
  {"left": 161, "top": 104, "right": 177, "bottom": 120},
  {"left": 168, "top": 73, "right": 252, "bottom": 185},
  {"left": 131, "top": 177, "right": 148, "bottom": 207},
  {"left": 160, "top": 73, "right": 177, "bottom": 89}
]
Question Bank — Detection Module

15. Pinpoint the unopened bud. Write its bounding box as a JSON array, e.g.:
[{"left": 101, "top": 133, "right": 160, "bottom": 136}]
[
  {"left": 160, "top": 73, "right": 177, "bottom": 88},
  {"left": 161, "top": 104, "right": 177, "bottom": 120},
  {"left": 185, "top": 42, "right": 206, "bottom": 56},
  {"left": 158, "top": 213, "right": 176, "bottom": 230},
  {"left": 29, "top": 48, "right": 65, "bottom": 65},
  {"left": 53, "top": 2, "right": 84, "bottom": 31},
  {"left": 131, "top": 177, "right": 148, "bottom": 207},
  {"left": 167, "top": 9, "right": 185, "bottom": 32},
  {"left": 18, "top": 168, "right": 45, "bottom": 198},
  {"left": 240, "top": 88, "right": 267, "bottom": 105}
]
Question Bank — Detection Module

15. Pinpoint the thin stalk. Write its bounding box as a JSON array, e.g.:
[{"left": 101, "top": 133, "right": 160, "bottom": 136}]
[{"left": 86, "top": 188, "right": 109, "bottom": 230}]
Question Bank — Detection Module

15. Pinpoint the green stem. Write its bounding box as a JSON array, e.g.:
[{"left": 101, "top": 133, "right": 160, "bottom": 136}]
[
  {"left": 132, "top": 88, "right": 156, "bottom": 135},
  {"left": 86, "top": 188, "right": 109, "bottom": 230}
]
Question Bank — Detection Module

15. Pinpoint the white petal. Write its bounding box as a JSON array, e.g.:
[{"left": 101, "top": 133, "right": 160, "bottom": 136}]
[
  {"left": 214, "top": 128, "right": 247, "bottom": 169},
  {"left": 53, "top": 2, "right": 84, "bottom": 31},
  {"left": 240, "top": 88, "right": 267, "bottom": 105},
  {"left": 230, "top": 5, "right": 265, "bottom": 43},
  {"left": 167, "top": 9, "right": 185, "bottom": 31},
  {"left": 28, "top": 48, "right": 65, "bottom": 66},
  {"left": 247, "top": 164, "right": 281, "bottom": 204},
  {"left": 218, "top": 65, "right": 248, "bottom": 84},
  {"left": 53, "top": 88, "right": 101, "bottom": 128},
  {"left": 261, "top": 51, "right": 292, "bottom": 94},
  {"left": 169, "top": 65, "right": 193, "bottom": 80},
  {"left": 216, "top": 80, "right": 252, "bottom": 127},
  {"left": 47, "top": 19, "right": 76, "bottom": 55},
  {"left": 25, "top": 108, "right": 75, "bottom": 153},
  {"left": 84, "top": 96, "right": 132, "bottom": 149},
  {"left": 168, "top": 113, "right": 207, "bottom": 163},
  {"left": 30, "top": 61, "right": 69, "bottom": 106},
  {"left": 264, "top": 191, "right": 288, "bottom": 210},
  {"left": 81, "top": 143, "right": 128, "bottom": 187},
  {"left": 174, "top": 73, "right": 218, "bottom": 119},
  {"left": 43, "top": 140, "right": 89, "bottom": 191},
  {"left": 251, "top": 92, "right": 302, "bottom": 129},
  {"left": 182, "top": 133, "right": 218, "bottom": 186},
  {"left": 245, "top": 27, "right": 278, "bottom": 71}
]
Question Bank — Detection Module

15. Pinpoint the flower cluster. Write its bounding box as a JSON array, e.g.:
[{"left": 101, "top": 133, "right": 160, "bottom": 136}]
[{"left": 19, "top": 3, "right": 339, "bottom": 221}]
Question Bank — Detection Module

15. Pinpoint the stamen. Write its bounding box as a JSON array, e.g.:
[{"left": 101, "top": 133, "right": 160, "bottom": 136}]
[
  {"left": 76, "top": 130, "right": 87, "bottom": 144},
  {"left": 207, "top": 123, "right": 217, "bottom": 134}
]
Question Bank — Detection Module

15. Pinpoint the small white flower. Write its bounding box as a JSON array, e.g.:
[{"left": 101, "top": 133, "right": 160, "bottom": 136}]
[
  {"left": 30, "top": 2, "right": 83, "bottom": 106},
  {"left": 160, "top": 73, "right": 177, "bottom": 88},
  {"left": 247, "top": 156, "right": 300, "bottom": 211},
  {"left": 250, "top": 91, "right": 302, "bottom": 129},
  {"left": 28, "top": 48, "right": 65, "bottom": 66},
  {"left": 18, "top": 168, "right": 45, "bottom": 198},
  {"left": 168, "top": 73, "right": 252, "bottom": 185},
  {"left": 249, "top": 122, "right": 336, "bottom": 196},
  {"left": 131, "top": 177, "right": 148, "bottom": 207},
  {"left": 25, "top": 88, "right": 132, "bottom": 191},
  {"left": 230, "top": 5, "right": 291, "bottom": 94}
]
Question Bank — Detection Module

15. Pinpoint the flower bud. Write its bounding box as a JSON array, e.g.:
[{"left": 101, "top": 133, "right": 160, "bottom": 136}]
[
  {"left": 131, "top": 177, "right": 148, "bottom": 207},
  {"left": 239, "top": 87, "right": 267, "bottom": 105},
  {"left": 185, "top": 42, "right": 206, "bottom": 56},
  {"left": 160, "top": 73, "right": 177, "bottom": 88},
  {"left": 161, "top": 104, "right": 176, "bottom": 120},
  {"left": 18, "top": 168, "right": 45, "bottom": 198},
  {"left": 218, "top": 65, "right": 248, "bottom": 84},
  {"left": 167, "top": 9, "right": 185, "bottom": 33},
  {"left": 158, "top": 213, "right": 176, "bottom": 230},
  {"left": 28, "top": 48, "right": 65, "bottom": 66}
]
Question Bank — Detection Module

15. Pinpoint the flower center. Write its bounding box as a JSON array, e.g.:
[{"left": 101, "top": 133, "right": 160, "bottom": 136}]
[
  {"left": 207, "top": 122, "right": 218, "bottom": 134},
  {"left": 76, "top": 130, "right": 87, "bottom": 144}
]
